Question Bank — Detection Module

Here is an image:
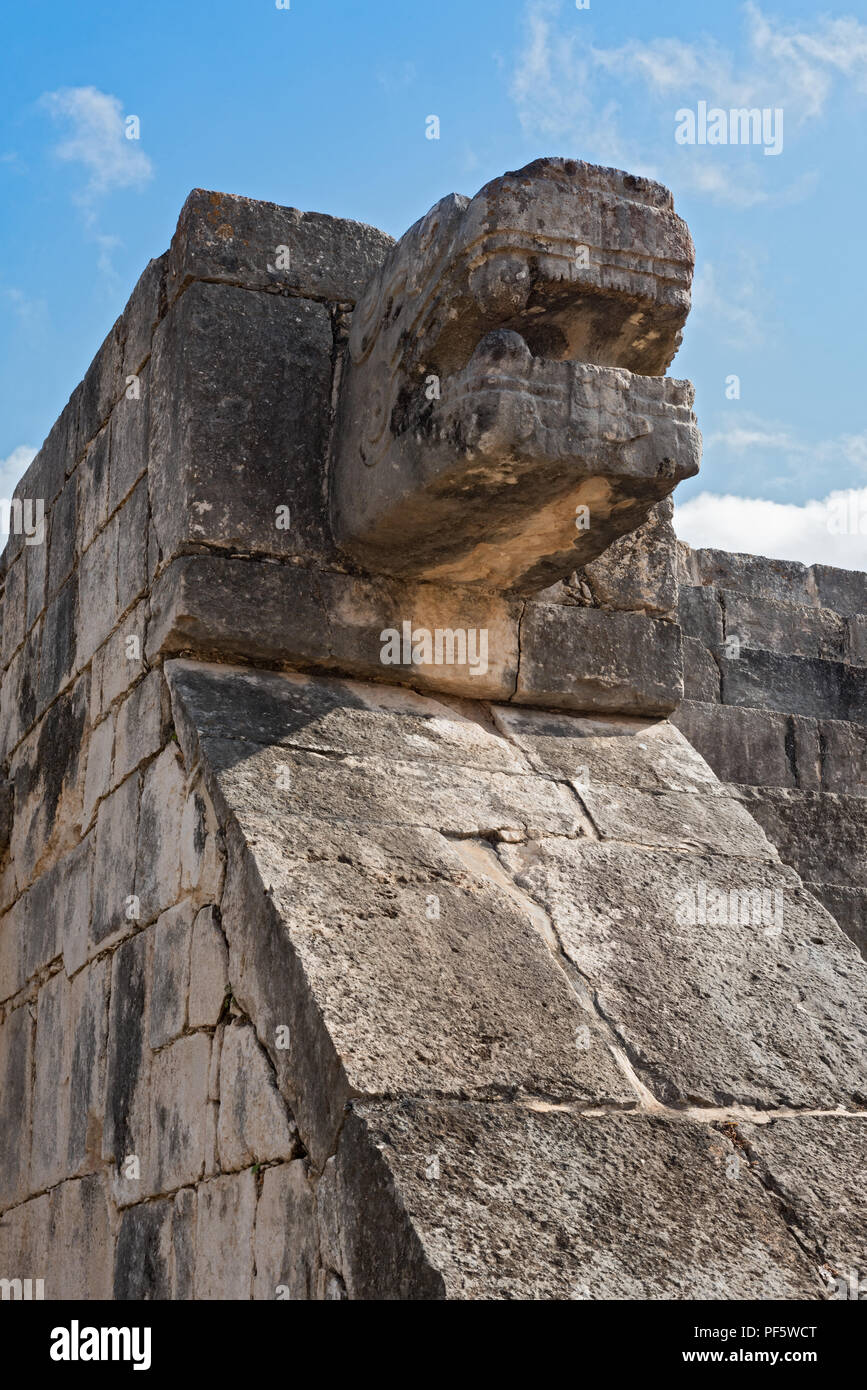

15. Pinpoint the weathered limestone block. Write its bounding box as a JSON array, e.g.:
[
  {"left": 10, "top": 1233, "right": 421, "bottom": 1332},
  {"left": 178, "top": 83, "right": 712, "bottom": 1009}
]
[
  {"left": 8, "top": 676, "right": 88, "bottom": 884},
  {"left": 90, "top": 600, "right": 147, "bottom": 722},
  {"left": 722, "top": 591, "right": 848, "bottom": 662},
  {"left": 217, "top": 1022, "right": 297, "bottom": 1169},
  {"left": 31, "top": 958, "right": 109, "bottom": 1190},
  {"left": 44, "top": 1175, "right": 113, "bottom": 1300},
  {"left": 499, "top": 839, "right": 867, "bottom": 1110},
  {"left": 83, "top": 712, "right": 113, "bottom": 825},
  {"left": 673, "top": 701, "right": 796, "bottom": 789},
  {"left": 330, "top": 1104, "right": 819, "bottom": 1299},
  {"left": 149, "top": 283, "right": 335, "bottom": 565},
  {"left": 135, "top": 746, "right": 186, "bottom": 925},
  {"left": 689, "top": 549, "right": 819, "bottom": 607},
  {"left": 515, "top": 603, "right": 683, "bottom": 713},
  {"left": 91, "top": 772, "right": 140, "bottom": 949},
  {"left": 812, "top": 563, "right": 867, "bottom": 618},
  {"left": 733, "top": 787, "right": 867, "bottom": 889},
  {"left": 148, "top": 1033, "right": 211, "bottom": 1195},
  {"left": 0, "top": 1003, "right": 32, "bottom": 1206},
  {"left": 808, "top": 884, "right": 867, "bottom": 958},
  {"left": 188, "top": 905, "right": 229, "bottom": 1027},
  {"left": 168, "top": 660, "right": 529, "bottom": 774},
  {"left": 114, "top": 1198, "right": 173, "bottom": 1300},
  {"left": 333, "top": 159, "right": 698, "bottom": 591},
  {"left": 148, "top": 555, "right": 522, "bottom": 702},
  {"left": 739, "top": 1117, "right": 867, "bottom": 1279},
  {"left": 149, "top": 901, "right": 195, "bottom": 1049},
  {"left": 720, "top": 648, "right": 863, "bottom": 722},
  {"left": 103, "top": 931, "right": 151, "bottom": 1201},
  {"left": 574, "top": 497, "right": 678, "bottom": 617},
  {"left": 77, "top": 424, "right": 111, "bottom": 554},
  {"left": 490, "top": 704, "right": 722, "bottom": 794},
  {"left": 194, "top": 1170, "right": 257, "bottom": 1300},
  {"left": 200, "top": 738, "right": 586, "bottom": 840},
  {"left": 113, "top": 671, "right": 167, "bottom": 785},
  {"left": 575, "top": 783, "right": 778, "bottom": 859},
  {"left": 166, "top": 188, "right": 394, "bottom": 306},
  {"left": 0, "top": 1192, "right": 50, "bottom": 1294},
  {"left": 253, "top": 1161, "right": 318, "bottom": 1300},
  {"left": 678, "top": 583, "right": 724, "bottom": 648},
  {"left": 682, "top": 635, "right": 721, "bottom": 702}
]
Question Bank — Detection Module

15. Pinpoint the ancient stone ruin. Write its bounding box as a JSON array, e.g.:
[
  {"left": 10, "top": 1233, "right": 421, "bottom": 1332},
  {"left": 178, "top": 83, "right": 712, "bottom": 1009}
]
[{"left": 0, "top": 158, "right": 864, "bottom": 1300}]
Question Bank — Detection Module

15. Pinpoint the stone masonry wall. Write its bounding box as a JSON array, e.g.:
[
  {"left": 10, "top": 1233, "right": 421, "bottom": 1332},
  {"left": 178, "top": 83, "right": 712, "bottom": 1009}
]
[
  {"left": 1, "top": 178, "right": 866, "bottom": 1300},
  {"left": 674, "top": 544, "right": 867, "bottom": 956},
  {"left": 0, "top": 194, "right": 392, "bottom": 1298}
]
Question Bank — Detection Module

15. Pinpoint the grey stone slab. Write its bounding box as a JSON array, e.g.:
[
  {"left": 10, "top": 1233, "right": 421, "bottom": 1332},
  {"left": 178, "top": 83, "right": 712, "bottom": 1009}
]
[
  {"left": 200, "top": 738, "right": 586, "bottom": 840},
  {"left": 9, "top": 675, "right": 88, "bottom": 885},
  {"left": 576, "top": 784, "right": 778, "bottom": 859},
  {"left": 678, "top": 584, "right": 723, "bottom": 648},
  {"left": 149, "top": 282, "right": 335, "bottom": 567},
  {"left": 739, "top": 1116, "right": 867, "bottom": 1283},
  {"left": 720, "top": 648, "right": 854, "bottom": 722},
  {"left": 816, "top": 718, "right": 867, "bottom": 796},
  {"left": 37, "top": 574, "right": 77, "bottom": 711},
  {"left": 576, "top": 498, "right": 678, "bottom": 619},
  {"left": 114, "top": 1197, "right": 174, "bottom": 1299},
  {"left": 103, "top": 931, "right": 151, "bottom": 1198},
  {"left": 722, "top": 591, "right": 848, "bottom": 662},
  {"left": 733, "top": 787, "right": 867, "bottom": 889},
  {"left": 46, "top": 475, "right": 78, "bottom": 601},
  {"left": 499, "top": 838, "right": 867, "bottom": 1110},
  {"left": 0, "top": 1003, "right": 32, "bottom": 1206},
  {"left": 515, "top": 603, "right": 683, "bottom": 714},
  {"left": 166, "top": 188, "right": 394, "bottom": 305},
  {"left": 682, "top": 634, "right": 721, "bottom": 702},
  {"left": 167, "top": 660, "right": 528, "bottom": 772},
  {"left": 120, "top": 253, "right": 167, "bottom": 378},
  {"left": 188, "top": 905, "right": 229, "bottom": 1028},
  {"left": 149, "top": 901, "right": 194, "bottom": 1049},
  {"left": 44, "top": 1174, "right": 113, "bottom": 1299},
  {"left": 135, "top": 747, "right": 186, "bottom": 926},
  {"left": 77, "top": 425, "right": 111, "bottom": 554},
  {"left": 490, "top": 704, "right": 722, "bottom": 794},
  {"left": 217, "top": 1022, "right": 297, "bottom": 1169},
  {"left": 194, "top": 1170, "right": 257, "bottom": 1300},
  {"left": 149, "top": 556, "right": 522, "bottom": 701},
  {"left": 214, "top": 809, "right": 630, "bottom": 1167},
  {"left": 113, "top": 671, "right": 166, "bottom": 784},
  {"left": 92, "top": 772, "right": 140, "bottom": 947},
  {"left": 332, "top": 1103, "right": 820, "bottom": 1299},
  {"left": 691, "top": 549, "right": 818, "bottom": 607},
  {"left": 148, "top": 1033, "right": 211, "bottom": 1195},
  {"left": 253, "top": 1160, "right": 318, "bottom": 1300},
  {"left": 807, "top": 883, "right": 867, "bottom": 958},
  {"left": 672, "top": 701, "right": 796, "bottom": 790},
  {"left": 116, "top": 475, "right": 149, "bottom": 616},
  {"left": 109, "top": 364, "right": 150, "bottom": 516},
  {"left": 812, "top": 563, "right": 867, "bottom": 619}
]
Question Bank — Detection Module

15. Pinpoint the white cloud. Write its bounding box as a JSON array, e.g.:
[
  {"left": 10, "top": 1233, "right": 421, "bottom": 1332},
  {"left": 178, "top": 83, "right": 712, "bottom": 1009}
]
[
  {"left": 42, "top": 86, "right": 153, "bottom": 199},
  {"left": 675, "top": 486, "right": 867, "bottom": 567},
  {"left": 0, "top": 446, "right": 38, "bottom": 538},
  {"left": 510, "top": 2, "right": 867, "bottom": 205}
]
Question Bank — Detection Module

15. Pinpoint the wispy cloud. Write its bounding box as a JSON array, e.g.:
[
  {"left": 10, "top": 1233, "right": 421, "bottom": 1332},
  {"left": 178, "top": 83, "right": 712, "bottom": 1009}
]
[
  {"left": 704, "top": 416, "right": 867, "bottom": 473},
  {"left": 510, "top": 2, "right": 867, "bottom": 206},
  {"left": 41, "top": 86, "right": 153, "bottom": 201},
  {"left": 675, "top": 485, "right": 867, "bottom": 567}
]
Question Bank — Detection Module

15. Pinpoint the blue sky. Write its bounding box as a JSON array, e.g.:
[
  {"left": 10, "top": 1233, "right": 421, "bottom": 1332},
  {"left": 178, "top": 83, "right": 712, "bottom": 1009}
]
[{"left": 2, "top": 0, "right": 866, "bottom": 564}]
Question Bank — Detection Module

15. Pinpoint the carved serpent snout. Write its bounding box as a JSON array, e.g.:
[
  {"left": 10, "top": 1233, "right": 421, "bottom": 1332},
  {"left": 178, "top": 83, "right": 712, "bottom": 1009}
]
[{"left": 331, "top": 157, "right": 701, "bottom": 594}]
